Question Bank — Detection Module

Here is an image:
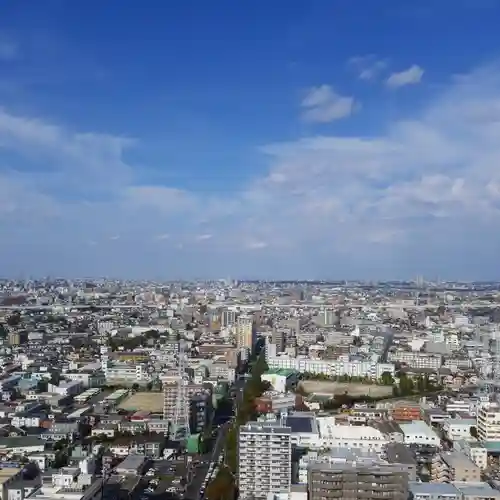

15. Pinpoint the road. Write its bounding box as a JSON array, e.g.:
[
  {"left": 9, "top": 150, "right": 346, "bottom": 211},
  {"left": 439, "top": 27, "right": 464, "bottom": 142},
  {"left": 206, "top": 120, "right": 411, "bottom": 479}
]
[{"left": 184, "top": 421, "right": 232, "bottom": 500}]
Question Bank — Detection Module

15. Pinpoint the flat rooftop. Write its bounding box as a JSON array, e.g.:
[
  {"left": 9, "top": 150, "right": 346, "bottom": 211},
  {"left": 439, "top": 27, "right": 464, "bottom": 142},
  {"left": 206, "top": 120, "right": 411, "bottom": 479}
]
[
  {"left": 285, "top": 416, "right": 314, "bottom": 433},
  {"left": 400, "top": 420, "right": 439, "bottom": 438},
  {"left": 0, "top": 468, "right": 21, "bottom": 485}
]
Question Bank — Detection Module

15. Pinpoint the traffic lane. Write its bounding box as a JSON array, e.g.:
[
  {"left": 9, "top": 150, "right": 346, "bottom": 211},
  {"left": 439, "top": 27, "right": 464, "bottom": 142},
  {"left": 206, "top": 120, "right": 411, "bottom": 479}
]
[{"left": 185, "top": 424, "right": 229, "bottom": 499}]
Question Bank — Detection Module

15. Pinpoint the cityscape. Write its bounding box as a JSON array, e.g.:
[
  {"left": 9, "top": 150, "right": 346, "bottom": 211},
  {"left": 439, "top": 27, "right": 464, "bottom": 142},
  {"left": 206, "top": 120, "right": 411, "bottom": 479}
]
[
  {"left": 2, "top": 279, "right": 500, "bottom": 500},
  {"left": 3, "top": 1, "right": 500, "bottom": 500}
]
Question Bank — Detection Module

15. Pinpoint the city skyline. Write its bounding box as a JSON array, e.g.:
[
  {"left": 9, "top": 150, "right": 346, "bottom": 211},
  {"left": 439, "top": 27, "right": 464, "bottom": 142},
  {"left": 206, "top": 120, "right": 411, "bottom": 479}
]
[{"left": 1, "top": 0, "right": 500, "bottom": 279}]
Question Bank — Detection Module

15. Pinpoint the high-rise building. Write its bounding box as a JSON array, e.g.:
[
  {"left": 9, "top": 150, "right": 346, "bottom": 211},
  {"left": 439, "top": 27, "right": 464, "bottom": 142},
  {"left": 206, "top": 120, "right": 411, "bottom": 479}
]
[
  {"left": 308, "top": 463, "right": 409, "bottom": 500},
  {"left": 221, "top": 309, "right": 237, "bottom": 328},
  {"left": 236, "top": 314, "right": 255, "bottom": 350},
  {"left": 162, "top": 376, "right": 205, "bottom": 422},
  {"left": 238, "top": 421, "right": 291, "bottom": 500}
]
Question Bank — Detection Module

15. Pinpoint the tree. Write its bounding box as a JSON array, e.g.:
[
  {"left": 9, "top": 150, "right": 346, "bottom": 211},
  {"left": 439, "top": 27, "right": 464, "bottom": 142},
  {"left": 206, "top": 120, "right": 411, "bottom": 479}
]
[
  {"left": 470, "top": 426, "right": 478, "bottom": 439},
  {"left": 6, "top": 313, "right": 21, "bottom": 327},
  {"left": 53, "top": 438, "right": 68, "bottom": 451},
  {"left": 205, "top": 466, "right": 235, "bottom": 500},
  {"left": 380, "top": 371, "right": 395, "bottom": 386},
  {"left": 49, "top": 371, "right": 61, "bottom": 386}
]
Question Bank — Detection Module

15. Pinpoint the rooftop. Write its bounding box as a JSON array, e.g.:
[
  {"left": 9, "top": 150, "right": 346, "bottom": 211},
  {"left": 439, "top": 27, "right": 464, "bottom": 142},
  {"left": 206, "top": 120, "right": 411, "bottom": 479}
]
[
  {"left": 0, "top": 468, "right": 21, "bottom": 486},
  {"left": 399, "top": 420, "right": 439, "bottom": 438}
]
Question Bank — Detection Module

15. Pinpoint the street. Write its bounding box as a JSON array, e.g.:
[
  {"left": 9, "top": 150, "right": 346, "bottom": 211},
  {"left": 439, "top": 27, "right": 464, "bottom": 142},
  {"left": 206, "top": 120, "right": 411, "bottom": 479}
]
[{"left": 184, "top": 421, "right": 232, "bottom": 500}]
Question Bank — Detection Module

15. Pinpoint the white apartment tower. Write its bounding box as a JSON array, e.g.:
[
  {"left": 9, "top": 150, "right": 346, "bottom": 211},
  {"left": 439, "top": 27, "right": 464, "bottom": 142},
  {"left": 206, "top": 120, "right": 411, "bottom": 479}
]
[
  {"left": 100, "top": 346, "right": 109, "bottom": 378},
  {"left": 238, "top": 421, "right": 292, "bottom": 500}
]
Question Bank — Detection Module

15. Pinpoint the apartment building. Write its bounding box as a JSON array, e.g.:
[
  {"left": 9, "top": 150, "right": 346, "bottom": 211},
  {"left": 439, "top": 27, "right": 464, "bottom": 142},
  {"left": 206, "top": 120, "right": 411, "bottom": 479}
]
[
  {"left": 236, "top": 314, "right": 255, "bottom": 350},
  {"left": 266, "top": 354, "right": 395, "bottom": 380},
  {"left": 477, "top": 403, "right": 500, "bottom": 444},
  {"left": 387, "top": 351, "right": 442, "bottom": 370},
  {"left": 431, "top": 451, "right": 481, "bottom": 482},
  {"left": 162, "top": 377, "right": 206, "bottom": 421},
  {"left": 238, "top": 421, "right": 292, "bottom": 500},
  {"left": 308, "top": 463, "right": 409, "bottom": 500}
]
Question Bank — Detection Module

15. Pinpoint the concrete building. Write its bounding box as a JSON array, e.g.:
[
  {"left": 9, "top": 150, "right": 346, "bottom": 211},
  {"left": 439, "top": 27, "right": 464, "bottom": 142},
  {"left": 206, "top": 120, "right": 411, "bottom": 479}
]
[
  {"left": 399, "top": 420, "right": 440, "bottom": 446},
  {"left": 431, "top": 451, "right": 481, "bottom": 483},
  {"left": 162, "top": 377, "right": 206, "bottom": 422},
  {"left": 477, "top": 403, "right": 500, "bottom": 445},
  {"left": 238, "top": 421, "right": 292, "bottom": 500},
  {"left": 307, "top": 462, "right": 408, "bottom": 500},
  {"left": 236, "top": 314, "right": 255, "bottom": 351}
]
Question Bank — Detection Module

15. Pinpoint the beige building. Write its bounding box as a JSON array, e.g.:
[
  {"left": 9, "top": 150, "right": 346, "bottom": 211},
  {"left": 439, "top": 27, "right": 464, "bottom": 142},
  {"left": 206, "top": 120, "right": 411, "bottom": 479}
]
[
  {"left": 431, "top": 451, "right": 481, "bottom": 482},
  {"left": 162, "top": 376, "right": 205, "bottom": 420},
  {"left": 477, "top": 403, "right": 500, "bottom": 443},
  {"left": 236, "top": 314, "right": 255, "bottom": 350}
]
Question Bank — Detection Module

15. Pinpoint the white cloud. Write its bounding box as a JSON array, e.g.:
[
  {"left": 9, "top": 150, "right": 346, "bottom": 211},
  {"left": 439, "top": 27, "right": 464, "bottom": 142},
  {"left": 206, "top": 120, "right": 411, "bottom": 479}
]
[
  {"left": 301, "top": 85, "right": 356, "bottom": 122},
  {"left": 196, "top": 233, "right": 213, "bottom": 241},
  {"left": 386, "top": 65, "right": 424, "bottom": 88},
  {"left": 155, "top": 233, "right": 170, "bottom": 240},
  {"left": 349, "top": 55, "right": 388, "bottom": 81},
  {"left": 246, "top": 241, "right": 268, "bottom": 250},
  {"left": 3, "top": 63, "right": 500, "bottom": 278}
]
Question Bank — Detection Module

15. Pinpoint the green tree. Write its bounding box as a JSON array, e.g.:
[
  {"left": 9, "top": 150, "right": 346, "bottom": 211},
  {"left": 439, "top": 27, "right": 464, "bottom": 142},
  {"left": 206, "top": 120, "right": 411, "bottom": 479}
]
[
  {"left": 6, "top": 313, "right": 21, "bottom": 327},
  {"left": 380, "top": 371, "right": 395, "bottom": 386},
  {"left": 470, "top": 426, "right": 478, "bottom": 439},
  {"left": 205, "top": 466, "right": 235, "bottom": 500}
]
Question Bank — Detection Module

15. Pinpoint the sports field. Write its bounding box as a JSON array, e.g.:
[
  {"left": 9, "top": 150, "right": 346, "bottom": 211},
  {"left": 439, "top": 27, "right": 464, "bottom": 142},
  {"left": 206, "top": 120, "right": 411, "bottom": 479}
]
[
  {"left": 299, "top": 380, "right": 392, "bottom": 398},
  {"left": 118, "top": 392, "right": 164, "bottom": 412}
]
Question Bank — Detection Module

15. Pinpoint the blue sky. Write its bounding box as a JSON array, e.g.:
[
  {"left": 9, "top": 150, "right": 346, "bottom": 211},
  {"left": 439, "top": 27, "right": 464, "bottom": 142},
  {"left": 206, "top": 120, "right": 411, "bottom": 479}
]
[{"left": 1, "top": 0, "right": 500, "bottom": 280}]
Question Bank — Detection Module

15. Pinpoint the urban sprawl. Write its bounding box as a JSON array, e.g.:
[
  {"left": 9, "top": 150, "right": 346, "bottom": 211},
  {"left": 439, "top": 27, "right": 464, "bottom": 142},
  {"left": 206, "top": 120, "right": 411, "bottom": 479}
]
[{"left": 2, "top": 279, "right": 500, "bottom": 500}]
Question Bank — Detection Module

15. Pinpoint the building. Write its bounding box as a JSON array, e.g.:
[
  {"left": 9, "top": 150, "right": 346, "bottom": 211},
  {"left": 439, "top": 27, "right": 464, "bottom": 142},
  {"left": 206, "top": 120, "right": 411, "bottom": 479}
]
[
  {"left": 409, "top": 482, "right": 460, "bottom": 500},
  {"left": 431, "top": 451, "right": 481, "bottom": 482},
  {"left": 189, "top": 391, "right": 212, "bottom": 434},
  {"left": 236, "top": 314, "right": 255, "bottom": 351},
  {"left": 238, "top": 421, "right": 292, "bottom": 500},
  {"left": 453, "top": 440, "right": 488, "bottom": 470},
  {"left": 391, "top": 402, "right": 422, "bottom": 422},
  {"left": 307, "top": 462, "right": 408, "bottom": 500},
  {"left": 443, "top": 419, "right": 476, "bottom": 441},
  {"left": 261, "top": 369, "right": 298, "bottom": 393},
  {"left": 477, "top": 403, "right": 500, "bottom": 446},
  {"left": 162, "top": 377, "right": 206, "bottom": 421},
  {"left": 399, "top": 420, "right": 440, "bottom": 446}
]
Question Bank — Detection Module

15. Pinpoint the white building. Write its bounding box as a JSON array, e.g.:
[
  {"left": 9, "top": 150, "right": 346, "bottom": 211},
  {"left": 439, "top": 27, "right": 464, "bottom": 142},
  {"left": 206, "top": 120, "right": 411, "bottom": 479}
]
[
  {"left": 238, "top": 421, "right": 292, "bottom": 500},
  {"left": 443, "top": 419, "right": 476, "bottom": 441},
  {"left": 399, "top": 420, "right": 440, "bottom": 446},
  {"left": 266, "top": 355, "right": 395, "bottom": 380},
  {"left": 477, "top": 403, "right": 500, "bottom": 444}
]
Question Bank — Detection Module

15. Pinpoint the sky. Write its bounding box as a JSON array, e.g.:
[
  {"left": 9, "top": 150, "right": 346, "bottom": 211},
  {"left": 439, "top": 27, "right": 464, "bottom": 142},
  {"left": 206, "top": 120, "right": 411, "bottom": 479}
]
[{"left": 1, "top": 0, "right": 500, "bottom": 280}]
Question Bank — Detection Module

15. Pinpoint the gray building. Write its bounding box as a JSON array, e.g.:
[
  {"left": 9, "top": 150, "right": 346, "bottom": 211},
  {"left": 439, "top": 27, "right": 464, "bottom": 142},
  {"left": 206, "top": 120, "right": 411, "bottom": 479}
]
[{"left": 308, "top": 463, "right": 409, "bottom": 500}]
